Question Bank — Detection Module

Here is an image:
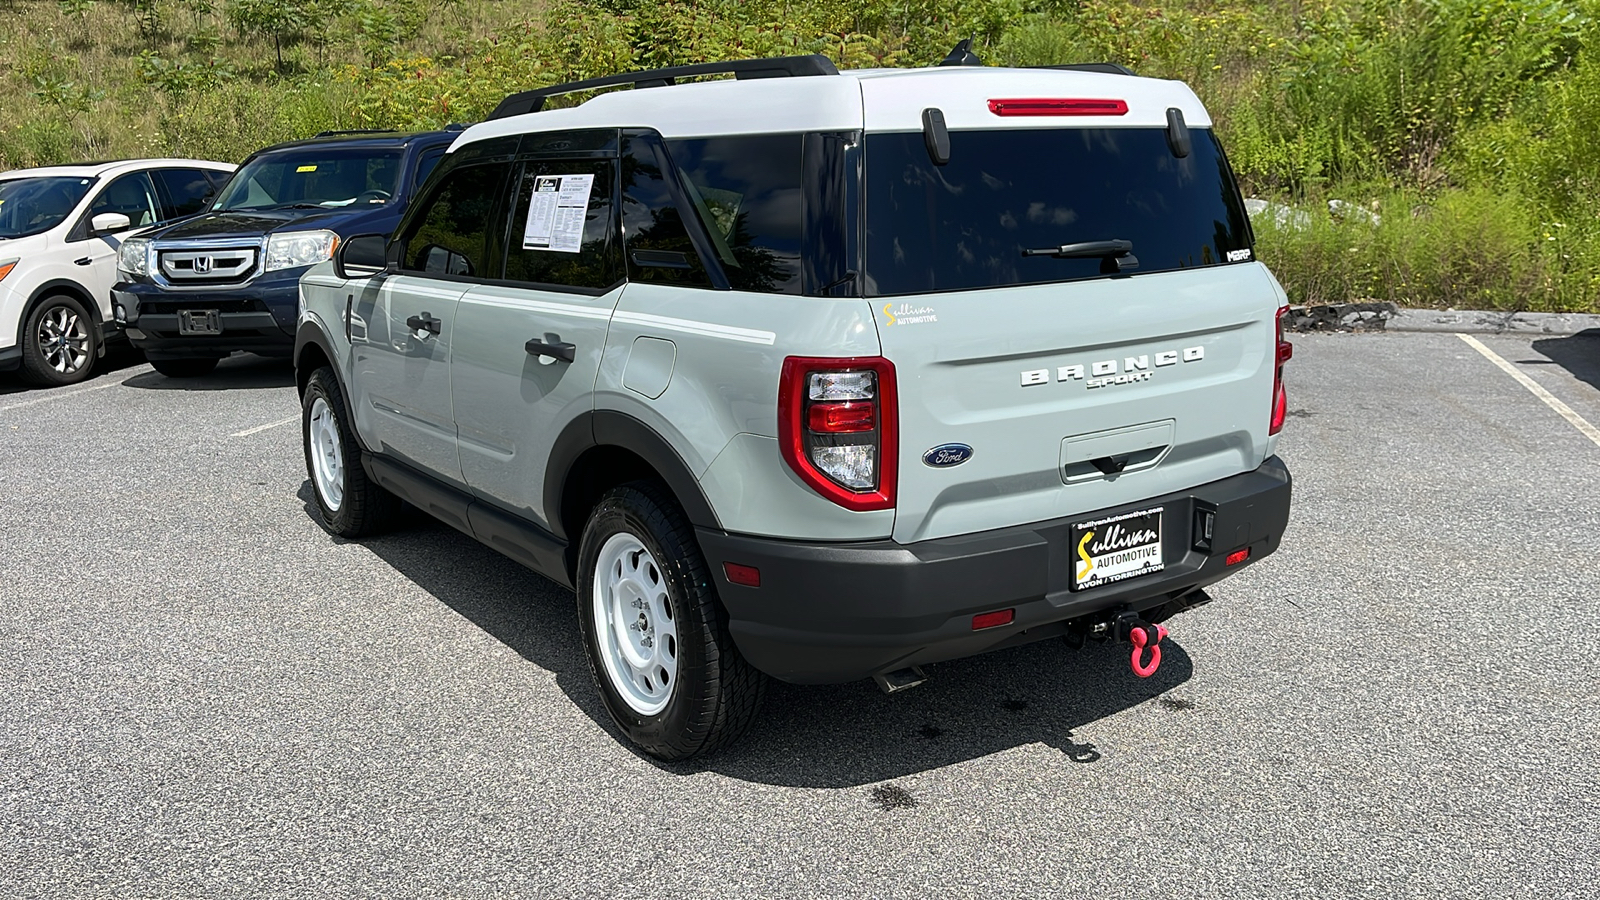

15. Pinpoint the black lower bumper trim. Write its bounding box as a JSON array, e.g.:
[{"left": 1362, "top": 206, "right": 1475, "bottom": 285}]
[
  {"left": 0, "top": 345, "right": 19, "bottom": 371},
  {"left": 699, "top": 456, "right": 1292, "bottom": 684}
]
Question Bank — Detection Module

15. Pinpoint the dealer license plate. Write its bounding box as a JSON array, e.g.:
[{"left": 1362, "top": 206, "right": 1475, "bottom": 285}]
[
  {"left": 178, "top": 310, "right": 221, "bottom": 335},
  {"left": 1069, "top": 506, "right": 1164, "bottom": 591}
]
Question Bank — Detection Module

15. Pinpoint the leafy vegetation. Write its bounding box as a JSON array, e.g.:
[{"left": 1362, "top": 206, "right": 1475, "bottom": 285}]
[{"left": 4, "top": 0, "right": 1600, "bottom": 310}]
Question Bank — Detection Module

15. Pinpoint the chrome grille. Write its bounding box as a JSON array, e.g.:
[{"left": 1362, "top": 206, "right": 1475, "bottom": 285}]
[{"left": 158, "top": 247, "right": 258, "bottom": 284}]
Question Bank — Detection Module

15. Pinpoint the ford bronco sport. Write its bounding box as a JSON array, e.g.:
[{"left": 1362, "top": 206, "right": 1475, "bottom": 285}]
[
  {"left": 294, "top": 52, "right": 1294, "bottom": 760},
  {"left": 113, "top": 129, "right": 460, "bottom": 378}
]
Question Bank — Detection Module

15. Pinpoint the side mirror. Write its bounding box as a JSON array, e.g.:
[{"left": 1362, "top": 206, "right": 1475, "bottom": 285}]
[
  {"left": 91, "top": 212, "right": 131, "bottom": 235},
  {"left": 335, "top": 233, "right": 390, "bottom": 280}
]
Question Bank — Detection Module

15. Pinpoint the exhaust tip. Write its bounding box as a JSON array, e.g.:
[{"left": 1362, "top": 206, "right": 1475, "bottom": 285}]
[{"left": 873, "top": 666, "right": 928, "bottom": 694}]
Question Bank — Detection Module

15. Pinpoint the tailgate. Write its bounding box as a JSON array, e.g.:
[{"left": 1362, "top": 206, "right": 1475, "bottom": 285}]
[{"left": 881, "top": 263, "right": 1280, "bottom": 543}]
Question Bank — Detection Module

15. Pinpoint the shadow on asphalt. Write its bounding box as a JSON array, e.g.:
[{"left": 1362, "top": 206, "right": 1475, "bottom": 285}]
[
  {"left": 0, "top": 343, "right": 146, "bottom": 396},
  {"left": 300, "top": 482, "right": 1193, "bottom": 787},
  {"left": 1532, "top": 329, "right": 1600, "bottom": 393},
  {"left": 121, "top": 353, "right": 294, "bottom": 391}
]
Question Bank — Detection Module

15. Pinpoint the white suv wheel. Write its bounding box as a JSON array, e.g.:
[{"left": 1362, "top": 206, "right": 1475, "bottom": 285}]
[
  {"left": 592, "top": 532, "right": 679, "bottom": 716},
  {"left": 307, "top": 396, "right": 344, "bottom": 512}
]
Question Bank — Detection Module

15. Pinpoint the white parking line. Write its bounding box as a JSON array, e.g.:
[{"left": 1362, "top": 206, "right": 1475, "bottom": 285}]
[
  {"left": 231, "top": 415, "right": 298, "bottom": 437},
  {"left": 0, "top": 376, "right": 130, "bottom": 414},
  {"left": 1458, "top": 333, "right": 1600, "bottom": 448}
]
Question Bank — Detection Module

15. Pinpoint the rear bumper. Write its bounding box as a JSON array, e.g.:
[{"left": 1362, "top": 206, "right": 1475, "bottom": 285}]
[
  {"left": 699, "top": 456, "right": 1292, "bottom": 684},
  {"left": 112, "top": 274, "right": 301, "bottom": 359}
]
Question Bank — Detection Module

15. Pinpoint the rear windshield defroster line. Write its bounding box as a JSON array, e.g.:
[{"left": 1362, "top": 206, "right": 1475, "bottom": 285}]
[{"left": 861, "top": 128, "right": 1253, "bottom": 297}]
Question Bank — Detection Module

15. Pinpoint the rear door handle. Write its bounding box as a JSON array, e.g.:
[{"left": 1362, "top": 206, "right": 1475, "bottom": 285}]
[
  {"left": 405, "top": 312, "right": 441, "bottom": 335},
  {"left": 74, "top": 257, "right": 92, "bottom": 266},
  {"left": 525, "top": 333, "right": 576, "bottom": 363}
]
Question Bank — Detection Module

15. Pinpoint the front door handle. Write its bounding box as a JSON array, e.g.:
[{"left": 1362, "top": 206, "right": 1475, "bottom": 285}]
[
  {"left": 74, "top": 257, "right": 93, "bottom": 266},
  {"left": 405, "top": 312, "right": 441, "bottom": 335},
  {"left": 525, "top": 333, "right": 576, "bottom": 363}
]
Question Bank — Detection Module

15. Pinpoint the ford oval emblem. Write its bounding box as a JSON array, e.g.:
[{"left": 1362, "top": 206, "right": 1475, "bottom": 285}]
[{"left": 923, "top": 443, "right": 973, "bottom": 468}]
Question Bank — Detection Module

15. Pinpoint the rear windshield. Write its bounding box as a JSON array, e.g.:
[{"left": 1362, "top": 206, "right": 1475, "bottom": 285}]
[
  {"left": 862, "top": 128, "right": 1252, "bottom": 297},
  {"left": 215, "top": 148, "right": 403, "bottom": 211}
]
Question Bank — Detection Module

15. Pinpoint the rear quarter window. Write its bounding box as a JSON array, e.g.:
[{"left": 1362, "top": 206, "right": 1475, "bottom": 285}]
[
  {"left": 665, "top": 134, "right": 803, "bottom": 295},
  {"left": 862, "top": 128, "right": 1252, "bottom": 297}
]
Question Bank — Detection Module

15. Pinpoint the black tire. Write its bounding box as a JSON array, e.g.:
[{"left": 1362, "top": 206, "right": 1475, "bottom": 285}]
[
  {"left": 301, "top": 366, "right": 399, "bottom": 537},
  {"left": 18, "top": 294, "right": 98, "bottom": 387},
  {"left": 577, "top": 481, "right": 766, "bottom": 761},
  {"left": 149, "top": 358, "right": 219, "bottom": 378}
]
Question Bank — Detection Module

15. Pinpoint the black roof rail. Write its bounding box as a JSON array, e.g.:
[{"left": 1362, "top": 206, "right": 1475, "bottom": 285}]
[
  {"left": 312, "top": 128, "right": 399, "bottom": 138},
  {"left": 1037, "top": 63, "right": 1138, "bottom": 76},
  {"left": 487, "top": 54, "right": 840, "bottom": 121}
]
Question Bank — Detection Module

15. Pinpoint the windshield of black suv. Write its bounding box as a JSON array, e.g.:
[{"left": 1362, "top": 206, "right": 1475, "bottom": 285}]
[
  {"left": 0, "top": 176, "right": 97, "bottom": 239},
  {"left": 862, "top": 128, "right": 1253, "bottom": 297},
  {"left": 214, "top": 148, "right": 403, "bottom": 211}
]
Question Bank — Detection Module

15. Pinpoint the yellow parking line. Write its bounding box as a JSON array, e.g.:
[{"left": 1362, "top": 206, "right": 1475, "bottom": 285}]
[{"left": 1457, "top": 333, "right": 1600, "bottom": 449}]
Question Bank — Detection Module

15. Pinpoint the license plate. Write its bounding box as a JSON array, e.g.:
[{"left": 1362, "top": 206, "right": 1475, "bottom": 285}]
[
  {"left": 178, "top": 310, "right": 221, "bottom": 335},
  {"left": 1070, "top": 506, "right": 1164, "bottom": 591}
]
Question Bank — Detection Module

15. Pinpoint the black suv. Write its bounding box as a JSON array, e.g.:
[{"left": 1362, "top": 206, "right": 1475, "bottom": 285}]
[{"left": 112, "top": 128, "right": 462, "bottom": 377}]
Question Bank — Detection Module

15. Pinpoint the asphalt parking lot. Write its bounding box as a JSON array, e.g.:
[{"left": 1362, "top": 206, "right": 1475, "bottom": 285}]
[{"left": 2, "top": 330, "right": 1597, "bottom": 899}]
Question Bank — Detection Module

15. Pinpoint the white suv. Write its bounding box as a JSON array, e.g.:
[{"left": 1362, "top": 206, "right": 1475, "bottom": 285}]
[{"left": 0, "top": 159, "right": 236, "bottom": 385}]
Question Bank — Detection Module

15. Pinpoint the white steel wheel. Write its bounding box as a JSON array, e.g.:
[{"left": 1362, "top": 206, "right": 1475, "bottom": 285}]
[
  {"left": 307, "top": 396, "right": 345, "bottom": 512},
  {"left": 592, "top": 531, "right": 679, "bottom": 716}
]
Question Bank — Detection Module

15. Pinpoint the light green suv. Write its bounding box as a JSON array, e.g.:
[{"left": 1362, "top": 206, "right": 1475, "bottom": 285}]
[{"left": 294, "top": 51, "right": 1294, "bottom": 760}]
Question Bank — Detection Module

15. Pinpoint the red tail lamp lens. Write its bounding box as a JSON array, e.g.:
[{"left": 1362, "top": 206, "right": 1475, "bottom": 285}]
[
  {"left": 1269, "top": 305, "right": 1293, "bottom": 436},
  {"left": 807, "top": 401, "right": 876, "bottom": 433},
  {"left": 1226, "top": 548, "right": 1251, "bottom": 566},
  {"left": 988, "top": 98, "right": 1129, "bottom": 117},
  {"left": 972, "top": 609, "right": 1016, "bottom": 630},
  {"left": 778, "top": 356, "right": 898, "bottom": 512},
  {"left": 723, "top": 562, "right": 761, "bottom": 587}
]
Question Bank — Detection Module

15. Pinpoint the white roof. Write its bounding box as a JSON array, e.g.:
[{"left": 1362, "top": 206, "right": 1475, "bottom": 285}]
[
  {"left": 0, "top": 158, "right": 235, "bottom": 180},
  {"left": 454, "top": 65, "right": 1211, "bottom": 149}
]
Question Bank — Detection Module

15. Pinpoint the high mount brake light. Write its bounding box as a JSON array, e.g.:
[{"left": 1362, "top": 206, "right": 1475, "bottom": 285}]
[
  {"left": 1269, "top": 305, "right": 1293, "bottom": 435},
  {"left": 988, "top": 98, "right": 1129, "bottom": 117},
  {"left": 779, "top": 357, "right": 898, "bottom": 512}
]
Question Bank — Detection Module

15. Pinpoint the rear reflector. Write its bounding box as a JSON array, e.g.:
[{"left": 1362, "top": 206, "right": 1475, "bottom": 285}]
[
  {"left": 1225, "top": 548, "right": 1251, "bottom": 566},
  {"left": 988, "top": 98, "right": 1129, "bottom": 117},
  {"left": 972, "top": 609, "right": 1015, "bottom": 630},
  {"left": 723, "top": 562, "right": 761, "bottom": 587}
]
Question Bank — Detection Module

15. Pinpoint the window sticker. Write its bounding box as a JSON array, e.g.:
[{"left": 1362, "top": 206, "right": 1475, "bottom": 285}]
[
  {"left": 523, "top": 173, "right": 595, "bottom": 254},
  {"left": 296, "top": 165, "right": 318, "bottom": 173}
]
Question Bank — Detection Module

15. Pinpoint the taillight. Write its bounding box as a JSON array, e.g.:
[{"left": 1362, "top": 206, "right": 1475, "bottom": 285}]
[
  {"left": 1269, "top": 305, "right": 1293, "bottom": 435},
  {"left": 988, "top": 98, "right": 1129, "bottom": 117},
  {"left": 778, "top": 357, "right": 898, "bottom": 511}
]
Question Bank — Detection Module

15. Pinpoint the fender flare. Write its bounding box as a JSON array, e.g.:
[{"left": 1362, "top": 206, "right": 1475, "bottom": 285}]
[
  {"left": 545, "top": 410, "right": 721, "bottom": 541},
  {"left": 293, "top": 318, "right": 367, "bottom": 452}
]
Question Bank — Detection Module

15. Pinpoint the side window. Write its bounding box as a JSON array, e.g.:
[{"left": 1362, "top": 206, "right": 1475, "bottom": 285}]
[
  {"left": 152, "top": 168, "right": 217, "bottom": 220},
  {"left": 664, "top": 134, "right": 803, "bottom": 294},
  {"left": 621, "top": 134, "right": 712, "bottom": 289},
  {"left": 398, "top": 162, "right": 507, "bottom": 278},
  {"left": 88, "top": 172, "right": 160, "bottom": 230},
  {"left": 502, "top": 159, "right": 620, "bottom": 291},
  {"left": 413, "top": 148, "right": 446, "bottom": 193}
]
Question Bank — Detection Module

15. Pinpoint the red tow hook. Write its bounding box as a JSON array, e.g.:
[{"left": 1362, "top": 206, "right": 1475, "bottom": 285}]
[
  {"left": 1113, "top": 611, "right": 1168, "bottom": 678},
  {"left": 1128, "top": 623, "right": 1168, "bottom": 678}
]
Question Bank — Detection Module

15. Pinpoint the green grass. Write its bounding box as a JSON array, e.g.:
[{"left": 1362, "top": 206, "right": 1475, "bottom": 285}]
[{"left": 6, "top": 0, "right": 1600, "bottom": 311}]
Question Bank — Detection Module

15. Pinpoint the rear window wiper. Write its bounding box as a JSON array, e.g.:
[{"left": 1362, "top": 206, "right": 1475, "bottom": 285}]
[{"left": 1022, "top": 239, "right": 1138, "bottom": 273}]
